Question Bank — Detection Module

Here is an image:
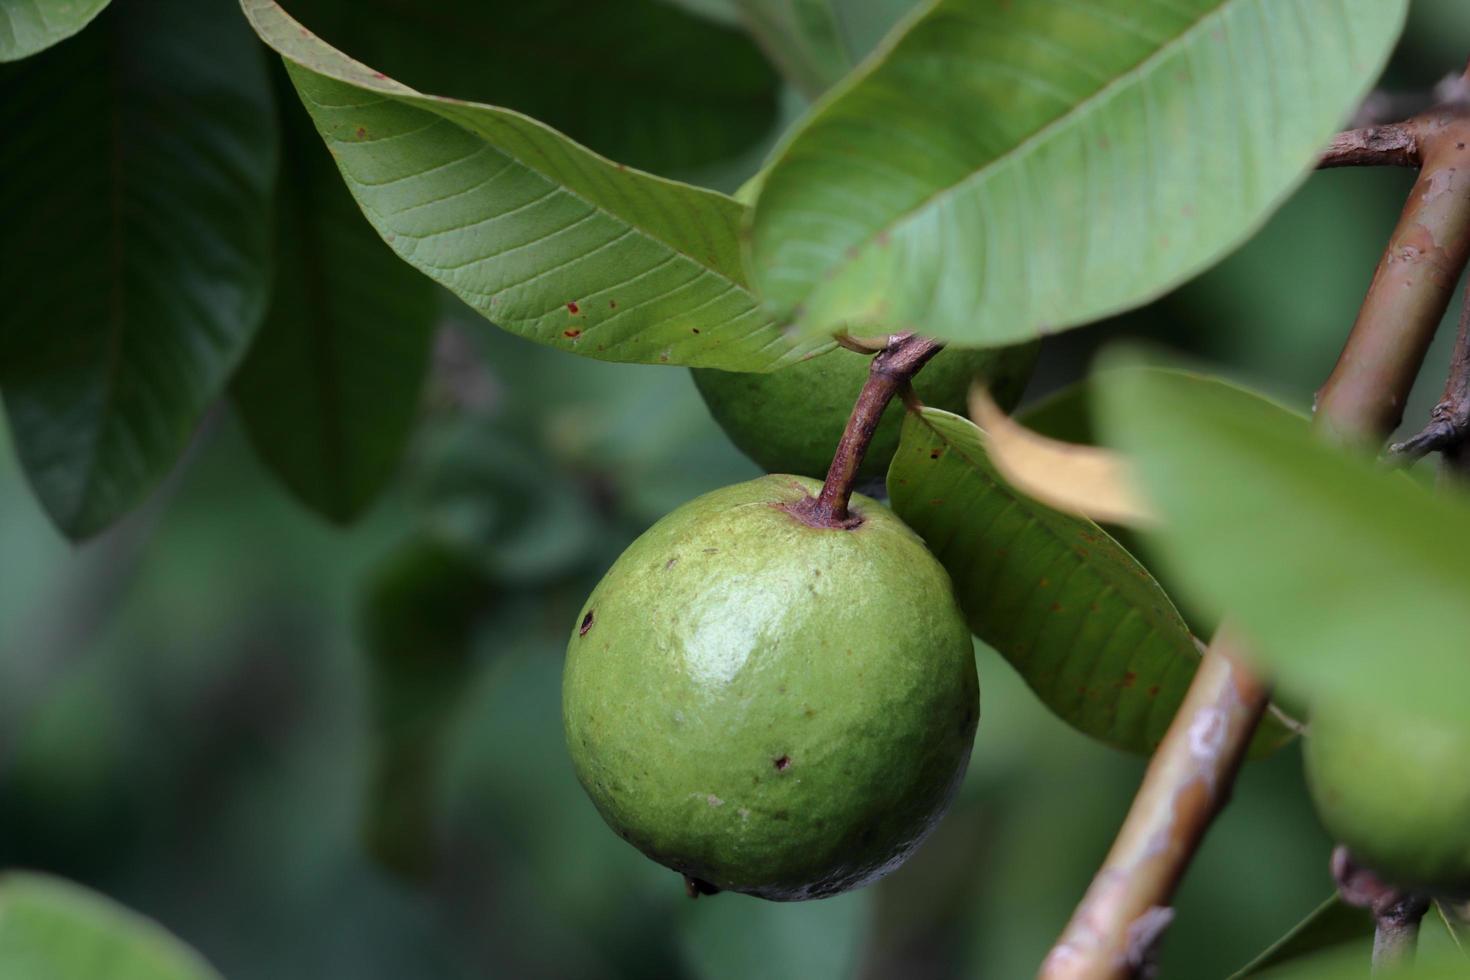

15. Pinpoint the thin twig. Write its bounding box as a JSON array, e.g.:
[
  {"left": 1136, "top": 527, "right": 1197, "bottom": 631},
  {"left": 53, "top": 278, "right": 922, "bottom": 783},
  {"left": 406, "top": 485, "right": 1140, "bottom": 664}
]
[
  {"left": 1318, "top": 123, "right": 1421, "bottom": 169},
  {"left": 788, "top": 333, "right": 942, "bottom": 528},
  {"left": 1041, "top": 78, "right": 1470, "bottom": 980},
  {"left": 1390, "top": 278, "right": 1470, "bottom": 465}
]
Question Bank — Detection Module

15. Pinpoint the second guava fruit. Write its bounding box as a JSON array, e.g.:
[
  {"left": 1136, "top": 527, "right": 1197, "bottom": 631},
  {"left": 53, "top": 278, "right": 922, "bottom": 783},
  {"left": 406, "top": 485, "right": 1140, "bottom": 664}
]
[
  {"left": 692, "top": 342, "right": 1038, "bottom": 481},
  {"left": 1305, "top": 705, "right": 1470, "bottom": 894},
  {"left": 562, "top": 475, "right": 978, "bottom": 900}
]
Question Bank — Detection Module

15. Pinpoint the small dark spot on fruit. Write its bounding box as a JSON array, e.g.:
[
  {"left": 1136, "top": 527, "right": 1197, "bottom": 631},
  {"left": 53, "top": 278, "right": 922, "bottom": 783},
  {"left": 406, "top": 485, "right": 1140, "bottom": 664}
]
[
  {"left": 580, "top": 611, "right": 595, "bottom": 636},
  {"left": 564, "top": 328, "right": 582, "bottom": 338},
  {"left": 702, "top": 548, "right": 719, "bottom": 554},
  {"left": 691, "top": 327, "right": 700, "bottom": 334},
  {"left": 774, "top": 755, "right": 791, "bottom": 771},
  {"left": 664, "top": 557, "right": 678, "bottom": 570},
  {"left": 929, "top": 449, "right": 942, "bottom": 459}
]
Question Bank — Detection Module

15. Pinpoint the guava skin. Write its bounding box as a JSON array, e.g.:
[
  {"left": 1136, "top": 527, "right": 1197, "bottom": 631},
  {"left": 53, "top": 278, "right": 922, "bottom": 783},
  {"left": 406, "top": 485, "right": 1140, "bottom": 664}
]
[
  {"left": 1305, "top": 707, "right": 1470, "bottom": 893},
  {"left": 562, "top": 475, "right": 978, "bottom": 900},
  {"left": 691, "top": 342, "right": 1038, "bottom": 481}
]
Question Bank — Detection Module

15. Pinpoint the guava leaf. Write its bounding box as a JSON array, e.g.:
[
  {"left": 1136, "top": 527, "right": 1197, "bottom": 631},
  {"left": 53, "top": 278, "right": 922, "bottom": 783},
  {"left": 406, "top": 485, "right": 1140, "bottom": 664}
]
[
  {"left": 239, "top": 0, "right": 831, "bottom": 373},
  {"left": 732, "top": 0, "right": 917, "bottom": 98},
  {"left": 1226, "top": 896, "right": 1371, "bottom": 978},
  {"left": 275, "top": 0, "right": 780, "bottom": 176},
  {"left": 0, "top": 0, "right": 277, "bottom": 539},
  {"left": 1093, "top": 361, "right": 1470, "bottom": 725},
  {"left": 747, "top": 0, "right": 1408, "bottom": 346},
  {"left": 0, "top": 872, "right": 221, "bottom": 980},
  {"left": 887, "top": 406, "right": 1290, "bottom": 755},
  {"left": 232, "top": 83, "right": 437, "bottom": 525},
  {"left": 0, "top": 0, "right": 109, "bottom": 61}
]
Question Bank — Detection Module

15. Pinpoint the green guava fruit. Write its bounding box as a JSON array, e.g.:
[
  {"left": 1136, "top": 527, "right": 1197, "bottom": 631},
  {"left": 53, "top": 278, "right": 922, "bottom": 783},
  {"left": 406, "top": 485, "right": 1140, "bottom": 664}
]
[
  {"left": 691, "top": 342, "right": 1037, "bottom": 481},
  {"left": 562, "top": 475, "right": 978, "bottom": 900},
  {"left": 1305, "top": 706, "right": 1470, "bottom": 893}
]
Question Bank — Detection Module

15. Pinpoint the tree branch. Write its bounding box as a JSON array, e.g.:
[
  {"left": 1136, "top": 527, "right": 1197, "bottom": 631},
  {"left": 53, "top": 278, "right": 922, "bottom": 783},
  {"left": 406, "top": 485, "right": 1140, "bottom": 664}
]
[
  {"left": 1317, "top": 104, "right": 1470, "bottom": 442},
  {"left": 788, "top": 333, "right": 942, "bottom": 528},
  {"left": 1318, "top": 123, "right": 1421, "bottom": 169},
  {"left": 1040, "top": 628, "right": 1268, "bottom": 980},
  {"left": 1041, "top": 84, "right": 1470, "bottom": 980},
  {"left": 1390, "top": 278, "right": 1470, "bottom": 466}
]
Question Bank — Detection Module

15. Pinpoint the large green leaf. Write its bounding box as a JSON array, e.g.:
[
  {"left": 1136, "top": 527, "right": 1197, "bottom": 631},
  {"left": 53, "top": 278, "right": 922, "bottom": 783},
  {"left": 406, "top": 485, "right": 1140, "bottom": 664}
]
[
  {"left": 232, "top": 81, "right": 437, "bottom": 524},
  {"left": 747, "top": 0, "right": 1407, "bottom": 346},
  {"left": 1227, "top": 897, "right": 1371, "bottom": 978},
  {"left": 0, "top": 0, "right": 277, "bottom": 539},
  {"left": 1094, "top": 362, "right": 1470, "bottom": 724},
  {"left": 0, "top": 0, "right": 108, "bottom": 60},
  {"left": 0, "top": 873, "right": 220, "bottom": 980},
  {"left": 278, "top": 0, "right": 780, "bottom": 176},
  {"left": 240, "top": 0, "right": 830, "bottom": 373},
  {"left": 887, "top": 406, "right": 1288, "bottom": 755}
]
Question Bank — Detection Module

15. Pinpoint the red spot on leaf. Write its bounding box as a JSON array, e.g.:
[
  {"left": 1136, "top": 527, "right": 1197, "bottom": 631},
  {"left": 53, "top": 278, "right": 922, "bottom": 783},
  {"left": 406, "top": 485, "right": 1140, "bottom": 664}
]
[
  {"left": 355, "top": 127, "right": 366, "bottom": 139},
  {"left": 564, "top": 328, "right": 582, "bottom": 339},
  {"left": 1147, "top": 685, "right": 1160, "bottom": 698},
  {"left": 1122, "top": 672, "right": 1137, "bottom": 688},
  {"left": 566, "top": 301, "right": 580, "bottom": 314}
]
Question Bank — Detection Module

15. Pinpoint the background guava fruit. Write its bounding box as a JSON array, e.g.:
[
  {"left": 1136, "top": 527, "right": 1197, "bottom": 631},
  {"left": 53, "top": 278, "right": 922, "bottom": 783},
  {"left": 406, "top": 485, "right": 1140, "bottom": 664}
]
[
  {"left": 1305, "top": 705, "right": 1470, "bottom": 893},
  {"left": 562, "top": 475, "right": 978, "bottom": 900},
  {"left": 691, "top": 343, "right": 1038, "bottom": 481}
]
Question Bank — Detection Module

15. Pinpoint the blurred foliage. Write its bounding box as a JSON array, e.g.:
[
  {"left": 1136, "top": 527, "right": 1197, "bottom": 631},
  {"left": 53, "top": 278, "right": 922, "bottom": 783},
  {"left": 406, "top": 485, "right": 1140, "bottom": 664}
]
[{"left": 1, "top": 5, "right": 1469, "bottom": 980}]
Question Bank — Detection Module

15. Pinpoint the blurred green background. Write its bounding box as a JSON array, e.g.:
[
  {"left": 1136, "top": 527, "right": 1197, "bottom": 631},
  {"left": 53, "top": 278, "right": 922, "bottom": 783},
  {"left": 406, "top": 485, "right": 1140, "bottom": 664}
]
[{"left": 3, "top": 3, "right": 1469, "bottom": 977}]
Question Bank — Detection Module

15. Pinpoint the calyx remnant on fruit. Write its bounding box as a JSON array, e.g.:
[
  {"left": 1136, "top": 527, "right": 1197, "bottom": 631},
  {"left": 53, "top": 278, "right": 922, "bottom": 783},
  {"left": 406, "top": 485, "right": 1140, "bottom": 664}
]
[
  {"left": 1306, "top": 705, "right": 1470, "bottom": 894},
  {"left": 562, "top": 475, "right": 978, "bottom": 900},
  {"left": 692, "top": 342, "right": 1037, "bottom": 481}
]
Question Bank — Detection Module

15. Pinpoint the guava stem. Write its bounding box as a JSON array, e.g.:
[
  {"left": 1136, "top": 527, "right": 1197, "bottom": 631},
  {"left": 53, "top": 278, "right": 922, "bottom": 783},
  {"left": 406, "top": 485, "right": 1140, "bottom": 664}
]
[
  {"left": 1332, "top": 846, "right": 1430, "bottom": 975},
  {"left": 803, "top": 332, "right": 942, "bottom": 528},
  {"left": 1042, "top": 66, "right": 1470, "bottom": 980}
]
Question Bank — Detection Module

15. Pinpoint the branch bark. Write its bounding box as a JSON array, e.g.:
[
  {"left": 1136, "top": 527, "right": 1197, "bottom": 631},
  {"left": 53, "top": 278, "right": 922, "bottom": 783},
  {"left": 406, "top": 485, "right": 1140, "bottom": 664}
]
[
  {"left": 1316, "top": 104, "right": 1470, "bottom": 442},
  {"left": 1318, "top": 123, "right": 1420, "bottom": 169},
  {"left": 789, "top": 332, "right": 942, "bottom": 528},
  {"left": 1041, "top": 89, "right": 1470, "bottom": 980}
]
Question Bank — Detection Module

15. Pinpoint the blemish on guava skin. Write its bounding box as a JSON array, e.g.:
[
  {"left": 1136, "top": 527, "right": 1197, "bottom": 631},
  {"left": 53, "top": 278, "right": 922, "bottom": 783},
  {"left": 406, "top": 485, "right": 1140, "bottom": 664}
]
[
  {"left": 580, "top": 610, "right": 595, "bottom": 636},
  {"left": 774, "top": 755, "right": 791, "bottom": 771},
  {"left": 706, "top": 794, "right": 724, "bottom": 807},
  {"left": 664, "top": 557, "right": 678, "bottom": 571}
]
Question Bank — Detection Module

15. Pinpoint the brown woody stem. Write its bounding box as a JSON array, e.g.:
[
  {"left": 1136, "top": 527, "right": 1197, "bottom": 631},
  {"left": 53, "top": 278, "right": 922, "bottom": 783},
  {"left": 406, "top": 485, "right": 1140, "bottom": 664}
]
[
  {"left": 1317, "top": 104, "right": 1470, "bottom": 442},
  {"left": 1042, "top": 81, "right": 1470, "bottom": 980},
  {"left": 1040, "top": 628, "right": 1268, "bottom": 979},
  {"left": 1390, "top": 278, "right": 1470, "bottom": 472},
  {"left": 1332, "top": 846, "right": 1430, "bottom": 975},
  {"left": 1319, "top": 123, "right": 1421, "bottom": 169},
  {"left": 792, "top": 333, "right": 942, "bottom": 529}
]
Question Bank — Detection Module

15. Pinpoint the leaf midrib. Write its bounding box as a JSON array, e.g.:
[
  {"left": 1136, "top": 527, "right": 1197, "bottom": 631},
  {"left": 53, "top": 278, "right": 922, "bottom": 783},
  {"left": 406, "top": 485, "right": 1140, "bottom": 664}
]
[{"left": 798, "top": 0, "right": 1236, "bottom": 292}]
